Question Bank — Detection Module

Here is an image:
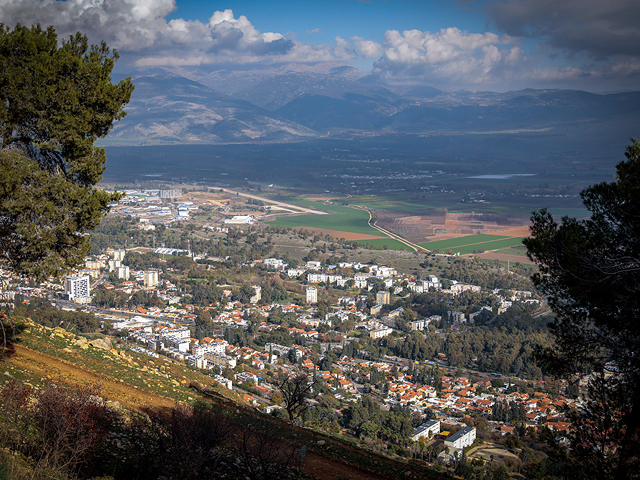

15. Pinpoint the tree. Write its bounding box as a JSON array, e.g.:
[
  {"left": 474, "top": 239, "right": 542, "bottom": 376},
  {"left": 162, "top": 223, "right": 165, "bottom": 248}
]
[
  {"left": 524, "top": 139, "right": 640, "bottom": 478},
  {"left": 0, "top": 24, "right": 133, "bottom": 279},
  {"left": 277, "top": 372, "right": 315, "bottom": 423}
]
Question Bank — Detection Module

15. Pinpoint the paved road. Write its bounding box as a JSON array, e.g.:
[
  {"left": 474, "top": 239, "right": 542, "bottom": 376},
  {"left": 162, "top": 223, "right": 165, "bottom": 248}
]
[{"left": 219, "top": 188, "right": 328, "bottom": 215}]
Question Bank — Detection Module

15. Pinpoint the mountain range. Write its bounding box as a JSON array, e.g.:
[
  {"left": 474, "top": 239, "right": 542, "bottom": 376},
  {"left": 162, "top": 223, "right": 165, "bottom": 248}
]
[{"left": 106, "top": 63, "right": 640, "bottom": 145}]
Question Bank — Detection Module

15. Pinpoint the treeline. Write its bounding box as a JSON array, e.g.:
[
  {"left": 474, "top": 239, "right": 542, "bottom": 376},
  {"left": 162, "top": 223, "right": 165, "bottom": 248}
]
[
  {"left": 440, "top": 257, "right": 535, "bottom": 291},
  {"left": 341, "top": 396, "right": 417, "bottom": 446},
  {"left": 12, "top": 298, "right": 99, "bottom": 333},
  {"left": 92, "top": 285, "right": 164, "bottom": 310},
  {"left": 378, "top": 305, "right": 550, "bottom": 378}
]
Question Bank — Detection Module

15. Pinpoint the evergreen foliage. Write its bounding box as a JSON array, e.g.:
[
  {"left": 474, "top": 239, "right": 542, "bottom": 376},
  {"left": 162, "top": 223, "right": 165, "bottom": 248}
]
[
  {"left": 0, "top": 24, "right": 133, "bottom": 279},
  {"left": 524, "top": 139, "right": 640, "bottom": 478}
]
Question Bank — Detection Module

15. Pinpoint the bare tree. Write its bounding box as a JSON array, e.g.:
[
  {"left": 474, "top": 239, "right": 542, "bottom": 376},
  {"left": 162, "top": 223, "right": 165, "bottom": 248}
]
[{"left": 277, "top": 372, "right": 315, "bottom": 424}]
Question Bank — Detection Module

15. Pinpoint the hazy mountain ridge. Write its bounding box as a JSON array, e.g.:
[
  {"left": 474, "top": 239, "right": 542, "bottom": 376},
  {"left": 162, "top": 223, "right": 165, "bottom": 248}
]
[
  {"left": 106, "top": 65, "right": 640, "bottom": 144},
  {"left": 108, "top": 74, "right": 318, "bottom": 143}
]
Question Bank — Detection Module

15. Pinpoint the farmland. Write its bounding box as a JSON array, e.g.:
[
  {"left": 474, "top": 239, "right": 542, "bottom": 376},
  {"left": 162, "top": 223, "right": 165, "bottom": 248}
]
[
  {"left": 269, "top": 201, "right": 388, "bottom": 236},
  {"left": 420, "top": 234, "right": 525, "bottom": 255}
]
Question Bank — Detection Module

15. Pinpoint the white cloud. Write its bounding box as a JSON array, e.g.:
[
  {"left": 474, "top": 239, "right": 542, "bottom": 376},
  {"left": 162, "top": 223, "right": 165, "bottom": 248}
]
[
  {"left": 352, "top": 36, "right": 383, "bottom": 58},
  {"left": 0, "top": 2, "right": 315, "bottom": 66},
  {"left": 0, "top": 0, "right": 176, "bottom": 50},
  {"left": 372, "top": 27, "right": 532, "bottom": 87}
]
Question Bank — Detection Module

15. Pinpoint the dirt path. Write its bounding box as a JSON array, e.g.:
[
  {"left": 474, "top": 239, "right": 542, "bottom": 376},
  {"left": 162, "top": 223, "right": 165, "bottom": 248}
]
[{"left": 8, "top": 344, "right": 176, "bottom": 412}]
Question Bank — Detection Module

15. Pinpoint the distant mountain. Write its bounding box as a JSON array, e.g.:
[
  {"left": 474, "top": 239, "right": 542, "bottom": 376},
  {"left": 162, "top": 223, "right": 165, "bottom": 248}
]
[
  {"left": 107, "top": 74, "right": 318, "bottom": 144},
  {"left": 105, "top": 64, "right": 640, "bottom": 145}
]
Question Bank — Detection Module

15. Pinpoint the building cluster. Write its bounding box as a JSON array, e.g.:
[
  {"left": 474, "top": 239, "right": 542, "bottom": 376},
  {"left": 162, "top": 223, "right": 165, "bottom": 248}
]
[{"left": 105, "top": 189, "right": 204, "bottom": 225}]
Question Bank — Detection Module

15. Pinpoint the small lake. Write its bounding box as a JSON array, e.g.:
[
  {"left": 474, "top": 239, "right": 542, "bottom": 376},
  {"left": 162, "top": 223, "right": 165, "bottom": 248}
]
[{"left": 467, "top": 174, "right": 537, "bottom": 179}]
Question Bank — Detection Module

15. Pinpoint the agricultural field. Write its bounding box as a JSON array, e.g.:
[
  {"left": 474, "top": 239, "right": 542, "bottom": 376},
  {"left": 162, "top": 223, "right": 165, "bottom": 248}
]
[
  {"left": 420, "top": 234, "right": 508, "bottom": 250},
  {"left": 420, "top": 234, "right": 525, "bottom": 255},
  {"left": 268, "top": 200, "right": 399, "bottom": 241},
  {"left": 354, "top": 238, "right": 412, "bottom": 251}
]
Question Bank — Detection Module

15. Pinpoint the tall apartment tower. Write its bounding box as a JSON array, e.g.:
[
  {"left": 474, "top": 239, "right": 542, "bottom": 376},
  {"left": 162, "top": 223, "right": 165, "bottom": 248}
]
[
  {"left": 65, "top": 275, "right": 91, "bottom": 300},
  {"left": 144, "top": 270, "right": 159, "bottom": 287},
  {"left": 306, "top": 286, "right": 318, "bottom": 304},
  {"left": 113, "top": 249, "right": 126, "bottom": 261},
  {"left": 376, "top": 290, "right": 391, "bottom": 305},
  {"left": 116, "top": 265, "right": 130, "bottom": 280},
  {"left": 108, "top": 259, "right": 121, "bottom": 272}
]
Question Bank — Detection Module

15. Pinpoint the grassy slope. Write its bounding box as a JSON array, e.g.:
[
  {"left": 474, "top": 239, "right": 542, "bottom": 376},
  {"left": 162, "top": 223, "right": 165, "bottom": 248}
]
[{"left": 2, "top": 318, "right": 446, "bottom": 480}]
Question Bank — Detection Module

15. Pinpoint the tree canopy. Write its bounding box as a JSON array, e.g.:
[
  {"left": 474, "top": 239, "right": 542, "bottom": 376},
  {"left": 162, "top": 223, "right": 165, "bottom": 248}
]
[
  {"left": 524, "top": 139, "right": 640, "bottom": 478},
  {"left": 0, "top": 24, "right": 133, "bottom": 279}
]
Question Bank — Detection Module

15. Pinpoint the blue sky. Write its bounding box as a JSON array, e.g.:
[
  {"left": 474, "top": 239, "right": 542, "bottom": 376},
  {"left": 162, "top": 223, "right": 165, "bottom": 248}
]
[
  {"left": 2, "top": 0, "right": 639, "bottom": 92},
  {"left": 166, "top": 0, "right": 486, "bottom": 43}
]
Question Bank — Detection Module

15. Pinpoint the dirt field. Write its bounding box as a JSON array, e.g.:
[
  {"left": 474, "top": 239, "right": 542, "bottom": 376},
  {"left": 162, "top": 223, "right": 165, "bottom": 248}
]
[
  {"left": 7, "top": 344, "right": 177, "bottom": 412},
  {"left": 491, "top": 226, "right": 531, "bottom": 237},
  {"left": 291, "top": 226, "right": 386, "bottom": 240},
  {"left": 375, "top": 210, "right": 530, "bottom": 244}
]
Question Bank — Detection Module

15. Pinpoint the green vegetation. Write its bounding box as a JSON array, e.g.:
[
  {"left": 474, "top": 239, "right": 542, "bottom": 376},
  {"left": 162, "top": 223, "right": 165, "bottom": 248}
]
[
  {"left": 268, "top": 202, "right": 383, "bottom": 235},
  {"left": 0, "top": 25, "right": 133, "bottom": 279},
  {"left": 419, "top": 235, "right": 526, "bottom": 254},
  {"left": 524, "top": 139, "right": 640, "bottom": 478},
  {"left": 420, "top": 234, "right": 508, "bottom": 249},
  {"left": 355, "top": 238, "right": 411, "bottom": 251}
]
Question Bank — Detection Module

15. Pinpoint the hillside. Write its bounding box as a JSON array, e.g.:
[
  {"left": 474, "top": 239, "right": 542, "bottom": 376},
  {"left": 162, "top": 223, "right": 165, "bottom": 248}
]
[
  {"left": 1, "top": 318, "right": 446, "bottom": 480},
  {"left": 102, "top": 65, "right": 640, "bottom": 146}
]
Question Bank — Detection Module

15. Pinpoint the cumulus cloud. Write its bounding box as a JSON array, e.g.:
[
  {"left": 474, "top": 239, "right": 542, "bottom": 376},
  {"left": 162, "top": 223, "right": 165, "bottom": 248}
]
[
  {"left": 371, "top": 27, "right": 534, "bottom": 87},
  {"left": 0, "top": 1, "right": 354, "bottom": 66},
  {"left": 486, "top": 0, "right": 640, "bottom": 58},
  {"left": 352, "top": 36, "right": 383, "bottom": 58},
  {"left": 0, "top": 0, "right": 176, "bottom": 50}
]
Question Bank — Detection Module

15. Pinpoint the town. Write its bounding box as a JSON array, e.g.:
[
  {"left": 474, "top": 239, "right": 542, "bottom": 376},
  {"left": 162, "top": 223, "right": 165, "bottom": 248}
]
[{"left": 0, "top": 185, "right": 586, "bottom": 476}]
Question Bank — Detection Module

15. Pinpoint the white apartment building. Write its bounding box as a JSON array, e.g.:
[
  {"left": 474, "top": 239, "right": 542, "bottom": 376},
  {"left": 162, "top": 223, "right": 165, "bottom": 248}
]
[
  {"left": 376, "top": 290, "right": 390, "bottom": 305},
  {"left": 444, "top": 426, "right": 476, "bottom": 449},
  {"left": 144, "top": 270, "right": 159, "bottom": 287},
  {"left": 306, "top": 286, "right": 317, "bottom": 304},
  {"left": 116, "top": 265, "right": 130, "bottom": 280},
  {"left": 369, "top": 326, "right": 393, "bottom": 339},
  {"left": 192, "top": 340, "right": 227, "bottom": 357},
  {"left": 412, "top": 420, "right": 441, "bottom": 442},
  {"left": 65, "top": 275, "right": 91, "bottom": 301},
  {"left": 204, "top": 352, "right": 237, "bottom": 369}
]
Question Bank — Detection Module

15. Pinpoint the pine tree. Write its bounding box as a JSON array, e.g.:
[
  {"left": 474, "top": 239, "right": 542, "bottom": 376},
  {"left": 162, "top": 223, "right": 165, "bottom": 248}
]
[
  {"left": 0, "top": 24, "right": 133, "bottom": 279},
  {"left": 525, "top": 139, "right": 640, "bottom": 478}
]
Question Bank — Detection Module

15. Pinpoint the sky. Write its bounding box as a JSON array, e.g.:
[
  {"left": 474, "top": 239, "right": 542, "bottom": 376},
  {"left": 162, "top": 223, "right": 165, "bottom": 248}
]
[{"left": 1, "top": 0, "right": 640, "bottom": 92}]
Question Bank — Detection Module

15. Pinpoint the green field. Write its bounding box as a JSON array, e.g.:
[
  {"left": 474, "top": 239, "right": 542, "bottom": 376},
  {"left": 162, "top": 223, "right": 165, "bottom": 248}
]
[
  {"left": 447, "top": 238, "right": 525, "bottom": 255},
  {"left": 354, "top": 238, "right": 412, "bottom": 251},
  {"left": 268, "top": 201, "right": 384, "bottom": 236},
  {"left": 420, "top": 234, "right": 508, "bottom": 250},
  {"left": 420, "top": 234, "right": 525, "bottom": 254}
]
